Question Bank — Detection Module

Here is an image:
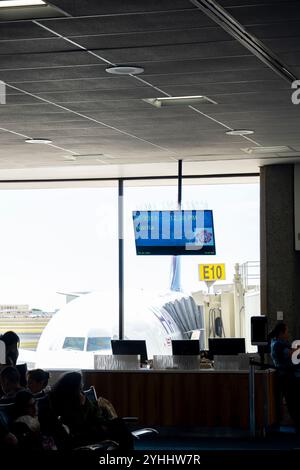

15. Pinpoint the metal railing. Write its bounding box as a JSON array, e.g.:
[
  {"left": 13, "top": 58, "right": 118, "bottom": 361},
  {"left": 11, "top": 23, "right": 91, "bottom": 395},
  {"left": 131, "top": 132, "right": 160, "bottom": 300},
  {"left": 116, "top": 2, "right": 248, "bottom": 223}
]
[{"left": 240, "top": 261, "right": 260, "bottom": 290}]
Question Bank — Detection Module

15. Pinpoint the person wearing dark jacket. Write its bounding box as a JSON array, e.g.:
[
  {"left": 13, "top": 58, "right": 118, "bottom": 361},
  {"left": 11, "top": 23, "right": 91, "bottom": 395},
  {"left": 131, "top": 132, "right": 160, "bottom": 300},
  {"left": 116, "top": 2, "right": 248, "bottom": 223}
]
[{"left": 0, "top": 331, "right": 20, "bottom": 367}]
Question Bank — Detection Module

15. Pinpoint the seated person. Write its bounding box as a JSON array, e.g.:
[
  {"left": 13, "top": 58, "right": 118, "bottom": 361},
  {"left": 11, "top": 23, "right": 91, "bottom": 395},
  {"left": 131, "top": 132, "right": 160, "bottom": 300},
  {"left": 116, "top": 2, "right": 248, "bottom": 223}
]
[
  {"left": 9, "top": 389, "right": 56, "bottom": 450},
  {"left": 0, "top": 414, "right": 18, "bottom": 449},
  {"left": 11, "top": 390, "right": 42, "bottom": 450},
  {"left": 27, "top": 369, "right": 50, "bottom": 396},
  {"left": 38, "top": 371, "right": 133, "bottom": 451},
  {"left": 97, "top": 396, "right": 118, "bottom": 420},
  {"left": 0, "top": 367, "right": 24, "bottom": 402},
  {"left": 269, "top": 322, "right": 300, "bottom": 426}
]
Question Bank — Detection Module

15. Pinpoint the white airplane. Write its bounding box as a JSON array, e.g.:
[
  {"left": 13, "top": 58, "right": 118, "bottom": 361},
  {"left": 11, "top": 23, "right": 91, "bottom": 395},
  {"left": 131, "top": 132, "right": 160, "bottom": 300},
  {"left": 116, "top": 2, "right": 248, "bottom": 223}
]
[{"left": 19, "top": 288, "right": 202, "bottom": 369}]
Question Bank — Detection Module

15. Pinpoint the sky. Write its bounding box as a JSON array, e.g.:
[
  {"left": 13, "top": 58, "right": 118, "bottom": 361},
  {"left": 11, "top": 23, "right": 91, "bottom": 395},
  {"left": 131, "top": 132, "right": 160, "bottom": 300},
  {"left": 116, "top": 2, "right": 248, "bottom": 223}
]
[{"left": 0, "top": 181, "right": 259, "bottom": 312}]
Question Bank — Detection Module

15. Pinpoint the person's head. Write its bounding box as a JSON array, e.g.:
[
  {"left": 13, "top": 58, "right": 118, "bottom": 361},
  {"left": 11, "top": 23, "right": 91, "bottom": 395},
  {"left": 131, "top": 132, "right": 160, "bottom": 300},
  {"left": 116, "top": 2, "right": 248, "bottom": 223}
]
[
  {"left": 27, "top": 369, "right": 50, "bottom": 394},
  {"left": 0, "top": 366, "right": 21, "bottom": 395},
  {"left": 50, "top": 371, "right": 83, "bottom": 410},
  {"left": 269, "top": 322, "right": 288, "bottom": 341},
  {"left": 1, "top": 331, "right": 20, "bottom": 366},
  {"left": 14, "top": 390, "right": 37, "bottom": 418}
]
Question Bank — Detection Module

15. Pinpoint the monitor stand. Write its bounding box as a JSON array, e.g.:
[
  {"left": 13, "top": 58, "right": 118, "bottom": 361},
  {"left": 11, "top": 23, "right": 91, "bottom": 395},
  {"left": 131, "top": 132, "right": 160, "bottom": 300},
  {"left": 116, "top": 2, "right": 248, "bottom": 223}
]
[{"left": 257, "top": 345, "right": 266, "bottom": 370}]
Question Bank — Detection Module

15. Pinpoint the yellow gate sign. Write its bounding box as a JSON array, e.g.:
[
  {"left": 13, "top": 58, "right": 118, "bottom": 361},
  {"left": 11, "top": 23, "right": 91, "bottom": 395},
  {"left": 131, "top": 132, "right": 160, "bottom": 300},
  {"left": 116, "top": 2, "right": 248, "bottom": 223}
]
[{"left": 199, "top": 263, "right": 226, "bottom": 281}]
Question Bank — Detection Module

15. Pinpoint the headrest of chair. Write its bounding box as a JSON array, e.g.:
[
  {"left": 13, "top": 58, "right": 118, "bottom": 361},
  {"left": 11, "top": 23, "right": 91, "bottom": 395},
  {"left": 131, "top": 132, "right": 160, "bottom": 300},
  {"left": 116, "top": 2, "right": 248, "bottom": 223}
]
[{"left": 0, "top": 340, "right": 6, "bottom": 365}]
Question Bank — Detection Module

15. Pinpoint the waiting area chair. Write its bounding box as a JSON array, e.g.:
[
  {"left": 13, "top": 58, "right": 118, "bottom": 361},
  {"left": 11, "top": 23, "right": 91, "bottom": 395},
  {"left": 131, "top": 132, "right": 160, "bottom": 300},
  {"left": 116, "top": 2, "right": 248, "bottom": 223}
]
[{"left": 83, "top": 387, "right": 159, "bottom": 441}]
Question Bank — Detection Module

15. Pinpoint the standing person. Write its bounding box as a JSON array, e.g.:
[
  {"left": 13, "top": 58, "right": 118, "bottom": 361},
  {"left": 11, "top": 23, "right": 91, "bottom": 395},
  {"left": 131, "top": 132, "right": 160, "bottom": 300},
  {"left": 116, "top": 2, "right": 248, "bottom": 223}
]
[
  {"left": 0, "top": 331, "right": 27, "bottom": 387},
  {"left": 0, "top": 331, "right": 20, "bottom": 366},
  {"left": 269, "top": 322, "right": 300, "bottom": 427}
]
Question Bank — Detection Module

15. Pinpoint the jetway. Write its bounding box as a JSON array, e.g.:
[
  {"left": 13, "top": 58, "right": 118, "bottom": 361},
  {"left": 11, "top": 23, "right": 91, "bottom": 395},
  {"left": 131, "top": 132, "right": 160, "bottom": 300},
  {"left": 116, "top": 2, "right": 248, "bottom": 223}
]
[{"left": 192, "top": 262, "right": 260, "bottom": 351}]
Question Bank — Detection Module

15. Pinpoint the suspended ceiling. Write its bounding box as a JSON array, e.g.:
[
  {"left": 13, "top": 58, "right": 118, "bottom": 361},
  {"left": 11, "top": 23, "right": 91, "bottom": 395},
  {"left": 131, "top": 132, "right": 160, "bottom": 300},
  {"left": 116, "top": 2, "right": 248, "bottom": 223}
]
[{"left": 0, "top": 0, "right": 299, "bottom": 179}]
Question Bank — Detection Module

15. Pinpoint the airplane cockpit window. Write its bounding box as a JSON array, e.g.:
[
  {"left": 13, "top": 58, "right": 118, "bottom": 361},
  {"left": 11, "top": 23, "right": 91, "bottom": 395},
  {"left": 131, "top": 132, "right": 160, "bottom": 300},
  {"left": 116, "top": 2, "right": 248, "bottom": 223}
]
[
  {"left": 86, "top": 337, "right": 111, "bottom": 352},
  {"left": 63, "top": 337, "right": 85, "bottom": 351}
]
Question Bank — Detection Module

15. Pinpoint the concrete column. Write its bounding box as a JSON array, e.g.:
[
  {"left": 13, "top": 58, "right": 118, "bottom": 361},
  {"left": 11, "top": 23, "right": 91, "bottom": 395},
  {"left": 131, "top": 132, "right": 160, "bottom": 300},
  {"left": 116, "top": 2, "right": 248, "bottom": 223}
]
[{"left": 260, "top": 164, "right": 300, "bottom": 339}]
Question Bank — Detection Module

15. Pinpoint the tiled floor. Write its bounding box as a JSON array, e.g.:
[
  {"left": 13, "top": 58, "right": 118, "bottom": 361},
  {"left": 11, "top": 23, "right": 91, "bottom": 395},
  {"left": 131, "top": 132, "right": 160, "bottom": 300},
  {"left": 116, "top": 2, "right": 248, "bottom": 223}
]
[{"left": 134, "top": 427, "right": 300, "bottom": 451}]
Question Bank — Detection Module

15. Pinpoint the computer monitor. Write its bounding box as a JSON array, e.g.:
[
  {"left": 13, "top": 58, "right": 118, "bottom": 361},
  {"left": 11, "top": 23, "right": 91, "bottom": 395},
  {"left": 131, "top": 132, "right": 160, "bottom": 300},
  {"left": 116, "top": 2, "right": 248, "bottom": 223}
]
[
  {"left": 172, "top": 340, "right": 200, "bottom": 356},
  {"left": 208, "top": 338, "right": 245, "bottom": 359},
  {"left": 111, "top": 340, "right": 148, "bottom": 364},
  {"left": 251, "top": 316, "right": 268, "bottom": 346}
]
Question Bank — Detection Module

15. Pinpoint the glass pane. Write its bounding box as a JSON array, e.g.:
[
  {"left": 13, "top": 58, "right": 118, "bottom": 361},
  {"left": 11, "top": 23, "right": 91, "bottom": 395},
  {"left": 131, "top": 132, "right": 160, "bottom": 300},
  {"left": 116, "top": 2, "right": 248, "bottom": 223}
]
[
  {"left": 124, "top": 181, "right": 194, "bottom": 359},
  {"left": 181, "top": 179, "right": 260, "bottom": 292},
  {"left": 0, "top": 185, "right": 118, "bottom": 369},
  {"left": 182, "top": 179, "right": 260, "bottom": 352}
]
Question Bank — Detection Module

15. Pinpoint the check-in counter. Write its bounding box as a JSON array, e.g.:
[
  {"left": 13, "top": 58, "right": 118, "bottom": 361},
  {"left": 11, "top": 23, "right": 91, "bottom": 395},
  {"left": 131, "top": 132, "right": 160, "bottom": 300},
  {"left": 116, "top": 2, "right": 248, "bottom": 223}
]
[{"left": 81, "top": 369, "right": 278, "bottom": 432}]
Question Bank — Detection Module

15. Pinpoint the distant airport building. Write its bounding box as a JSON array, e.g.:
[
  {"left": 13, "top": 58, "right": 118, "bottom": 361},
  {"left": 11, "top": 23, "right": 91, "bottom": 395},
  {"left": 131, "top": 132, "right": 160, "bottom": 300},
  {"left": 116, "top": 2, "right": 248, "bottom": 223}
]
[{"left": 0, "top": 304, "right": 30, "bottom": 316}]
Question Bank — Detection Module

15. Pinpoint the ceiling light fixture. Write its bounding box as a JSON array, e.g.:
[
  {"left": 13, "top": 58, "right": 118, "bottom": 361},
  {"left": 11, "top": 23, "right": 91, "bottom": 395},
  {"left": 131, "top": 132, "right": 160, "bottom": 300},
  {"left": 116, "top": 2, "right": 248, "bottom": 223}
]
[
  {"left": 242, "top": 146, "right": 294, "bottom": 154},
  {"left": 226, "top": 129, "right": 254, "bottom": 136},
  {"left": 64, "top": 153, "right": 109, "bottom": 159},
  {"left": 105, "top": 65, "right": 144, "bottom": 75},
  {"left": 143, "top": 95, "right": 217, "bottom": 108},
  {"left": 0, "top": 1, "right": 45, "bottom": 7},
  {"left": 63, "top": 153, "right": 112, "bottom": 162},
  {"left": 64, "top": 155, "right": 107, "bottom": 164},
  {"left": 25, "top": 138, "right": 52, "bottom": 144}
]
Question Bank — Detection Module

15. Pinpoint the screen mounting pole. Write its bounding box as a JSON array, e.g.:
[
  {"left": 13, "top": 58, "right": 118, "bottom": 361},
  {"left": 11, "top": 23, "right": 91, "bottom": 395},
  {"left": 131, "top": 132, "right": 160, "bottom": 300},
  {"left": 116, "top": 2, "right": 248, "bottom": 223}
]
[
  {"left": 170, "top": 160, "right": 183, "bottom": 292},
  {"left": 118, "top": 179, "right": 124, "bottom": 340},
  {"left": 178, "top": 159, "right": 182, "bottom": 210}
]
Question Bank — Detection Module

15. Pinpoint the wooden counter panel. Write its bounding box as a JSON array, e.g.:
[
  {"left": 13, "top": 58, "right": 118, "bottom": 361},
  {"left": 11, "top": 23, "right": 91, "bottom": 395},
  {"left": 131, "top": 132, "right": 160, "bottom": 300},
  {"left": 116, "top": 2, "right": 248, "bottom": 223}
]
[{"left": 82, "top": 370, "right": 278, "bottom": 429}]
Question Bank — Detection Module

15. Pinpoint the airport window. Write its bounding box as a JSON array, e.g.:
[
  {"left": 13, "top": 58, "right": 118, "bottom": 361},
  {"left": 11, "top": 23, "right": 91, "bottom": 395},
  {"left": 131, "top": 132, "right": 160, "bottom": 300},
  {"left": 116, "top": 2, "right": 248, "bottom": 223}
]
[
  {"left": 0, "top": 176, "right": 259, "bottom": 368},
  {"left": 0, "top": 184, "right": 118, "bottom": 369}
]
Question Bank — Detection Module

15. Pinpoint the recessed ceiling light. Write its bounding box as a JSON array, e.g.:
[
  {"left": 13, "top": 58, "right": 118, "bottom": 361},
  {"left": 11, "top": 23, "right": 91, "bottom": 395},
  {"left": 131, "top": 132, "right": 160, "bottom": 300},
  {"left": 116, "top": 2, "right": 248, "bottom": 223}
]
[
  {"left": 25, "top": 138, "right": 52, "bottom": 144},
  {"left": 63, "top": 154, "right": 112, "bottom": 162},
  {"left": 105, "top": 65, "right": 144, "bottom": 75},
  {"left": 242, "top": 146, "right": 294, "bottom": 154},
  {"left": 64, "top": 155, "right": 108, "bottom": 164},
  {"left": 226, "top": 129, "right": 254, "bottom": 136},
  {"left": 63, "top": 155, "right": 77, "bottom": 161},
  {"left": 143, "top": 95, "right": 217, "bottom": 108},
  {"left": 0, "top": 1, "right": 45, "bottom": 7}
]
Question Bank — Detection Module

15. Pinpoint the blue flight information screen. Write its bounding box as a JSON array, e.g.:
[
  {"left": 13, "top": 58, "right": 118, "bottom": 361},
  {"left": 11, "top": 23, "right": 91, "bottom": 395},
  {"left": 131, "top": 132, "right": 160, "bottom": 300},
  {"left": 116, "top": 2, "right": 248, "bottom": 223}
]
[{"left": 132, "top": 210, "right": 216, "bottom": 255}]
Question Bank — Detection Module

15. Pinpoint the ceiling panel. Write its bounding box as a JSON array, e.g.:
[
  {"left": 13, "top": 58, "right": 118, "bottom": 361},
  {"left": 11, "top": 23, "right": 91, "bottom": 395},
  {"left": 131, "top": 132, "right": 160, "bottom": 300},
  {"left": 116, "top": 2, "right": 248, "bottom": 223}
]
[
  {"left": 41, "top": 10, "right": 213, "bottom": 36},
  {"left": 142, "top": 68, "right": 280, "bottom": 86},
  {"left": 7, "top": 77, "right": 287, "bottom": 96},
  {"left": 95, "top": 41, "right": 249, "bottom": 63},
  {"left": 48, "top": 0, "right": 195, "bottom": 16},
  {"left": 71, "top": 28, "right": 231, "bottom": 50},
  {"left": 227, "top": 4, "right": 300, "bottom": 25},
  {"left": 219, "top": 0, "right": 298, "bottom": 5},
  {"left": 0, "top": 50, "right": 100, "bottom": 69},
  {"left": 6, "top": 77, "right": 147, "bottom": 93},
  {"left": 248, "top": 22, "right": 300, "bottom": 40},
  {"left": 0, "top": 38, "right": 78, "bottom": 55},
  {"left": 0, "top": 22, "right": 54, "bottom": 40}
]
